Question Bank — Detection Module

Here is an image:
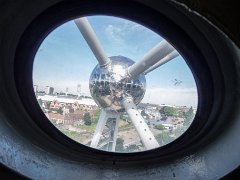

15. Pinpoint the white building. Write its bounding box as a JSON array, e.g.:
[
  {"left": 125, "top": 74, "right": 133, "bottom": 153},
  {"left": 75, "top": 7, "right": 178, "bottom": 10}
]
[
  {"left": 45, "top": 86, "right": 54, "bottom": 95},
  {"left": 37, "top": 95, "right": 97, "bottom": 107}
]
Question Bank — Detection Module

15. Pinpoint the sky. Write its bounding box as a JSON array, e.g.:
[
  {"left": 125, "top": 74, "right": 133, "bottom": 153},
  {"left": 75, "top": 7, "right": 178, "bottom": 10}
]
[{"left": 33, "top": 15, "right": 198, "bottom": 107}]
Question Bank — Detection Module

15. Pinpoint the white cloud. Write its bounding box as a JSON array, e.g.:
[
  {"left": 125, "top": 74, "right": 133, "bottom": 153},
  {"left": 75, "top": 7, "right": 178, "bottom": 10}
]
[
  {"left": 122, "top": 20, "right": 142, "bottom": 33},
  {"left": 104, "top": 20, "right": 153, "bottom": 44},
  {"left": 105, "top": 24, "right": 125, "bottom": 44}
]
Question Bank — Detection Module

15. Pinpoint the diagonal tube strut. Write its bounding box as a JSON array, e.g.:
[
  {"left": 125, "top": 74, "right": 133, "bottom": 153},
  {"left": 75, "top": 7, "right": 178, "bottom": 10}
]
[
  {"left": 122, "top": 97, "right": 159, "bottom": 150},
  {"left": 90, "top": 108, "right": 119, "bottom": 151},
  {"left": 144, "top": 50, "right": 179, "bottom": 75},
  {"left": 127, "top": 40, "right": 175, "bottom": 78},
  {"left": 74, "top": 17, "right": 111, "bottom": 67}
]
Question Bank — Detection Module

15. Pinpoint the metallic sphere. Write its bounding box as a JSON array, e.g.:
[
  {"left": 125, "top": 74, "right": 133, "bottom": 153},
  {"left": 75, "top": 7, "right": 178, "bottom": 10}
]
[{"left": 89, "top": 56, "right": 146, "bottom": 111}]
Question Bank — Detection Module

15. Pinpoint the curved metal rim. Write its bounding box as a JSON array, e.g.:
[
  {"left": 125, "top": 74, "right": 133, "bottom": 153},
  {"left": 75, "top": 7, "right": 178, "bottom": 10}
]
[{"left": 13, "top": 0, "right": 226, "bottom": 165}]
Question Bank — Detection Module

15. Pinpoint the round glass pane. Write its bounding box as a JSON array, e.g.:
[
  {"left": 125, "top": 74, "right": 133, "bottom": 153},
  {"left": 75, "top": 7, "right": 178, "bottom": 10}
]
[{"left": 33, "top": 15, "right": 198, "bottom": 152}]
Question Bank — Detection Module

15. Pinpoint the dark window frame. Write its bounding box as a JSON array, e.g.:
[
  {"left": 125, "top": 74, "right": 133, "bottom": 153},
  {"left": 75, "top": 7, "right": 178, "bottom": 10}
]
[{"left": 14, "top": 0, "right": 223, "bottom": 166}]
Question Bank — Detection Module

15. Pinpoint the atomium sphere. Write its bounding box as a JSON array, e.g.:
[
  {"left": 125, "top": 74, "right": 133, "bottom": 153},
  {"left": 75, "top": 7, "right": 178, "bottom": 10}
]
[{"left": 89, "top": 56, "right": 146, "bottom": 111}]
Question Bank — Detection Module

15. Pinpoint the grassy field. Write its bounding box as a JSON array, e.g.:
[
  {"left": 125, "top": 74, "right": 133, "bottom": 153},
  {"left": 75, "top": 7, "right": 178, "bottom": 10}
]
[
  {"left": 119, "top": 119, "right": 129, "bottom": 127},
  {"left": 62, "top": 130, "right": 80, "bottom": 140},
  {"left": 62, "top": 129, "right": 92, "bottom": 144},
  {"left": 77, "top": 123, "right": 97, "bottom": 133},
  {"left": 77, "top": 119, "right": 129, "bottom": 133},
  {"left": 61, "top": 119, "right": 130, "bottom": 144}
]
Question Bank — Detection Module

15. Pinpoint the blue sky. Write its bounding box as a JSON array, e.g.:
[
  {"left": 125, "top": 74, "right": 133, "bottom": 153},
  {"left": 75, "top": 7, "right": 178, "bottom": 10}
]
[{"left": 33, "top": 16, "right": 198, "bottom": 107}]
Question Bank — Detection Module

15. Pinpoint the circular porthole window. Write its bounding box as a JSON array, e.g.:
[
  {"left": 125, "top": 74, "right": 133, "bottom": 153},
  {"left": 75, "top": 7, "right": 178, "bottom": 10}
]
[{"left": 32, "top": 16, "right": 198, "bottom": 152}]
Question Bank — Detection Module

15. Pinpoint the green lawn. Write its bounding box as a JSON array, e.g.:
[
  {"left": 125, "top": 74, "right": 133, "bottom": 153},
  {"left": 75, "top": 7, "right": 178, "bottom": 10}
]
[
  {"left": 77, "top": 119, "right": 128, "bottom": 133},
  {"left": 62, "top": 130, "right": 80, "bottom": 140},
  {"left": 77, "top": 123, "right": 97, "bottom": 133},
  {"left": 119, "top": 119, "right": 129, "bottom": 127}
]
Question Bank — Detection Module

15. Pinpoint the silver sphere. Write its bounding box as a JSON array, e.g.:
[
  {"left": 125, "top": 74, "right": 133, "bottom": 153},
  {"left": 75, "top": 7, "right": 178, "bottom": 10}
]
[{"left": 89, "top": 56, "right": 146, "bottom": 111}]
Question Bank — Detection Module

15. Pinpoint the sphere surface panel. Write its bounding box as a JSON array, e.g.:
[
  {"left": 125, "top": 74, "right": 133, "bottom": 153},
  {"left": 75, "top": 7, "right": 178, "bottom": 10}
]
[{"left": 89, "top": 56, "right": 146, "bottom": 111}]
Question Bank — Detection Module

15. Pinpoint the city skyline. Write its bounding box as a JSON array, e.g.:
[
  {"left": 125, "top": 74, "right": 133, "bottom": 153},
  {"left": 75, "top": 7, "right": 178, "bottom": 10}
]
[
  {"left": 34, "top": 83, "right": 197, "bottom": 108},
  {"left": 33, "top": 15, "right": 198, "bottom": 107}
]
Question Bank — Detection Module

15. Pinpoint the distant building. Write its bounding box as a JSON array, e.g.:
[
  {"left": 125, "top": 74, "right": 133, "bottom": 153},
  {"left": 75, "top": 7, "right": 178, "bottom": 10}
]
[
  {"left": 63, "top": 105, "right": 74, "bottom": 115},
  {"left": 48, "top": 113, "right": 64, "bottom": 124},
  {"left": 77, "top": 84, "right": 81, "bottom": 97},
  {"left": 37, "top": 95, "right": 97, "bottom": 106},
  {"left": 48, "top": 110, "right": 84, "bottom": 125},
  {"left": 63, "top": 113, "right": 84, "bottom": 125},
  {"left": 45, "top": 86, "right": 54, "bottom": 95},
  {"left": 65, "top": 87, "right": 69, "bottom": 95}
]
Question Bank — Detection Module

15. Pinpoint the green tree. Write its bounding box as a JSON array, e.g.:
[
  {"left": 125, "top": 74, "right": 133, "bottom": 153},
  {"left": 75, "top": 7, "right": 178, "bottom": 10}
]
[
  {"left": 160, "top": 106, "right": 177, "bottom": 117},
  {"left": 183, "top": 107, "right": 194, "bottom": 127},
  {"left": 83, "top": 112, "right": 92, "bottom": 126},
  {"left": 115, "top": 138, "right": 125, "bottom": 152},
  {"left": 45, "top": 101, "right": 51, "bottom": 109},
  {"left": 154, "top": 124, "right": 166, "bottom": 130},
  {"left": 141, "top": 110, "right": 149, "bottom": 119},
  {"left": 93, "top": 108, "right": 101, "bottom": 124},
  {"left": 159, "top": 107, "right": 165, "bottom": 115},
  {"left": 155, "top": 131, "right": 175, "bottom": 146},
  {"left": 125, "top": 144, "right": 140, "bottom": 152},
  {"left": 173, "top": 126, "right": 186, "bottom": 137},
  {"left": 57, "top": 107, "right": 63, "bottom": 115}
]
